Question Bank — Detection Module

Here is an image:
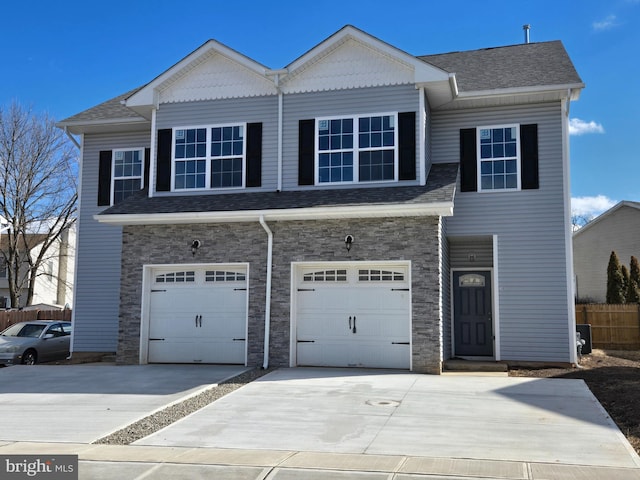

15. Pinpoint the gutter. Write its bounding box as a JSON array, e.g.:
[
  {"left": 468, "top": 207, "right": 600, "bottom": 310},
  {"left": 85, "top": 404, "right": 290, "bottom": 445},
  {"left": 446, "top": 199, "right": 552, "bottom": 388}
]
[
  {"left": 259, "top": 215, "right": 273, "bottom": 369},
  {"left": 93, "top": 202, "right": 455, "bottom": 225}
]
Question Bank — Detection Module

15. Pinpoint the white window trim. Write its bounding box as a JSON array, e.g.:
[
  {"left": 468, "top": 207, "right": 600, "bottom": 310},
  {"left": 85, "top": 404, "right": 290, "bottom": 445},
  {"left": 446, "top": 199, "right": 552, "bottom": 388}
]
[
  {"left": 111, "top": 148, "right": 145, "bottom": 206},
  {"left": 314, "top": 112, "right": 399, "bottom": 186},
  {"left": 171, "top": 123, "right": 247, "bottom": 192},
  {"left": 476, "top": 123, "right": 521, "bottom": 192}
]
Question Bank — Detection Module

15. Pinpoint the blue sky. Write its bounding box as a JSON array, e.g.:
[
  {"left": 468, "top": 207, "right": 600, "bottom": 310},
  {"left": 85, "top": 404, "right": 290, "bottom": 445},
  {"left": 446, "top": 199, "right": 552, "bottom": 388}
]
[{"left": 1, "top": 0, "right": 637, "bottom": 218}]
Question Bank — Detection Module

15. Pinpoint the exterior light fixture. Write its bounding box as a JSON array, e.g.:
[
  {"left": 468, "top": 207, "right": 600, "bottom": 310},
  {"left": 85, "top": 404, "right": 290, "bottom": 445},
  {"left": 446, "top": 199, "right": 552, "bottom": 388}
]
[
  {"left": 344, "top": 235, "right": 354, "bottom": 252},
  {"left": 191, "top": 240, "right": 201, "bottom": 256}
]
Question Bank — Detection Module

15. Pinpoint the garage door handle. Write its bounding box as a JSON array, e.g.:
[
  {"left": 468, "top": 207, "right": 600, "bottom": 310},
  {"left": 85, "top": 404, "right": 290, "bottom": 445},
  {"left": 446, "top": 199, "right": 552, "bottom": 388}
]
[
  {"left": 149, "top": 338, "right": 165, "bottom": 341},
  {"left": 195, "top": 315, "right": 202, "bottom": 327},
  {"left": 353, "top": 316, "right": 356, "bottom": 334},
  {"left": 348, "top": 316, "right": 352, "bottom": 330},
  {"left": 298, "top": 288, "right": 315, "bottom": 292},
  {"left": 233, "top": 338, "right": 245, "bottom": 341},
  {"left": 151, "top": 289, "right": 167, "bottom": 292},
  {"left": 391, "top": 288, "right": 410, "bottom": 291},
  {"left": 392, "top": 342, "right": 409, "bottom": 345},
  {"left": 234, "top": 288, "right": 247, "bottom": 291},
  {"left": 297, "top": 340, "right": 315, "bottom": 343}
]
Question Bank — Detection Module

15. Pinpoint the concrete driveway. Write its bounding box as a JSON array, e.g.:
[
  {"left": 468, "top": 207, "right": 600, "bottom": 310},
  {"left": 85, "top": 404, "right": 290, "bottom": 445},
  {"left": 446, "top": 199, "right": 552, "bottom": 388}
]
[
  {"left": 137, "top": 367, "right": 640, "bottom": 469},
  {"left": 0, "top": 364, "right": 248, "bottom": 443}
]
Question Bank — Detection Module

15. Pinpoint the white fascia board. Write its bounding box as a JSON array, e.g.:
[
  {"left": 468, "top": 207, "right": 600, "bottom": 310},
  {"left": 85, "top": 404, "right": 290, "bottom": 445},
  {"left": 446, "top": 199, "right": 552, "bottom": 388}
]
[
  {"left": 94, "top": 202, "right": 454, "bottom": 226},
  {"left": 125, "top": 39, "right": 272, "bottom": 108},
  {"left": 457, "top": 83, "right": 585, "bottom": 101},
  {"left": 56, "top": 118, "right": 150, "bottom": 135}
]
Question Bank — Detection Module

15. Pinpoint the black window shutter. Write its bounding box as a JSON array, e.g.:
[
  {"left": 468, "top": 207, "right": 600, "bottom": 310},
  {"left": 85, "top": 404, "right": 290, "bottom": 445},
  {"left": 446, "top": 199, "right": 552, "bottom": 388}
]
[
  {"left": 97, "top": 150, "right": 112, "bottom": 206},
  {"left": 156, "top": 129, "right": 172, "bottom": 192},
  {"left": 460, "top": 128, "right": 477, "bottom": 192},
  {"left": 520, "top": 124, "right": 539, "bottom": 190},
  {"left": 143, "top": 147, "right": 151, "bottom": 190},
  {"left": 298, "top": 119, "right": 315, "bottom": 186},
  {"left": 246, "top": 123, "right": 262, "bottom": 187},
  {"left": 398, "top": 112, "right": 416, "bottom": 181}
]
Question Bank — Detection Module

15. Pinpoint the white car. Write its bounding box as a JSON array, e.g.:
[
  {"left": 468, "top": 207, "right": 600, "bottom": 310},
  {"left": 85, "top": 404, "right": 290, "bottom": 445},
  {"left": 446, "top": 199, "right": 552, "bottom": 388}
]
[{"left": 0, "top": 321, "right": 72, "bottom": 365}]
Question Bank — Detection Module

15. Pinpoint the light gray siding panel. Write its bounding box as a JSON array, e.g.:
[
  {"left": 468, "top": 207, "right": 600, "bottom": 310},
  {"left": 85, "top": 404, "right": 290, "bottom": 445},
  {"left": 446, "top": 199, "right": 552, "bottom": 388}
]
[
  {"left": 75, "top": 131, "right": 150, "bottom": 352},
  {"left": 449, "top": 237, "right": 493, "bottom": 268},
  {"left": 573, "top": 206, "right": 640, "bottom": 302},
  {"left": 436, "top": 102, "right": 572, "bottom": 362},
  {"left": 156, "top": 96, "right": 279, "bottom": 192},
  {"left": 282, "top": 85, "right": 420, "bottom": 190}
]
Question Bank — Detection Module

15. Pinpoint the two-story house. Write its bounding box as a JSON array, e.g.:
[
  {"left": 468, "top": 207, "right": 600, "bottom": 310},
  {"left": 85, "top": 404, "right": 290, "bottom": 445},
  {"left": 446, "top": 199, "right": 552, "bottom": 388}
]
[{"left": 58, "top": 26, "right": 583, "bottom": 373}]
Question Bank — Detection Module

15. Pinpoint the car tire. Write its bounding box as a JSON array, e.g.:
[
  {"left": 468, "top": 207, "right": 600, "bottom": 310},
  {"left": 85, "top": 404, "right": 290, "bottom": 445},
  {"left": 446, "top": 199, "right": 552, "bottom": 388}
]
[{"left": 21, "top": 350, "right": 37, "bottom": 365}]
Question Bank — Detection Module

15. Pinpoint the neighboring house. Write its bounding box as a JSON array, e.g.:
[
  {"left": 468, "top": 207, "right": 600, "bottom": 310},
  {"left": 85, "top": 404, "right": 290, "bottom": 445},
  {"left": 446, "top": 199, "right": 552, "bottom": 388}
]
[
  {"left": 0, "top": 227, "right": 75, "bottom": 309},
  {"left": 57, "top": 26, "right": 583, "bottom": 373},
  {"left": 573, "top": 201, "right": 640, "bottom": 303}
]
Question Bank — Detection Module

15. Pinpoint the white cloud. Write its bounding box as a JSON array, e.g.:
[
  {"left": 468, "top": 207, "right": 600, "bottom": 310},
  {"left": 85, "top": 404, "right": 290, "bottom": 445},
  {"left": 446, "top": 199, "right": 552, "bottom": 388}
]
[
  {"left": 593, "top": 14, "right": 618, "bottom": 31},
  {"left": 571, "top": 195, "right": 617, "bottom": 219},
  {"left": 569, "top": 118, "right": 605, "bottom": 136}
]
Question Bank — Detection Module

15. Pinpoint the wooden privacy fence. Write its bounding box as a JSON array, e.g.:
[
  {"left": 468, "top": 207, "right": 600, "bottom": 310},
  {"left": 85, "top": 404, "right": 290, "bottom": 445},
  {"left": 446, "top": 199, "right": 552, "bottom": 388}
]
[
  {"left": 576, "top": 304, "right": 640, "bottom": 350},
  {"left": 0, "top": 310, "right": 72, "bottom": 332}
]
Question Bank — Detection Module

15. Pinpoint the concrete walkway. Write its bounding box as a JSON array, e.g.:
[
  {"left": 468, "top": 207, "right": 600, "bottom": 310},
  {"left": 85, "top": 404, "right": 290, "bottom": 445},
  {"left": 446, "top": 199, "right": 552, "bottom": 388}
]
[{"left": 1, "top": 366, "right": 640, "bottom": 479}]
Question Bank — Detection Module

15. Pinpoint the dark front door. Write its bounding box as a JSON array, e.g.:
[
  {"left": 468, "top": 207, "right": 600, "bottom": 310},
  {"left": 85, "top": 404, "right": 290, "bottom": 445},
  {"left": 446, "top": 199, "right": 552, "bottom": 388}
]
[{"left": 453, "top": 271, "right": 493, "bottom": 356}]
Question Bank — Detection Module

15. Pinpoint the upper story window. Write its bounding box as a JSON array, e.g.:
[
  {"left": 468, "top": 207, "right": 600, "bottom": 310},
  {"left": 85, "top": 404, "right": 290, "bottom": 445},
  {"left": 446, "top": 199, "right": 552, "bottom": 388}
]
[
  {"left": 316, "top": 113, "right": 397, "bottom": 184},
  {"left": 112, "top": 149, "right": 144, "bottom": 204},
  {"left": 173, "top": 124, "right": 245, "bottom": 190},
  {"left": 478, "top": 125, "right": 520, "bottom": 191}
]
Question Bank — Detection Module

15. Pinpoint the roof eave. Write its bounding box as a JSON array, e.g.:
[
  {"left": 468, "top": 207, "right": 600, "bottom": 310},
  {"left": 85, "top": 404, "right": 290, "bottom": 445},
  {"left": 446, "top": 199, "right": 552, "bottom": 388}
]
[
  {"left": 94, "top": 202, "right": 455, "bottom": 226},
  {"left": 457, "top": 83, "right": 585, "bottom": 100},
  {"left": 55, "top": 117, "right": 150, "bottom": 135}
]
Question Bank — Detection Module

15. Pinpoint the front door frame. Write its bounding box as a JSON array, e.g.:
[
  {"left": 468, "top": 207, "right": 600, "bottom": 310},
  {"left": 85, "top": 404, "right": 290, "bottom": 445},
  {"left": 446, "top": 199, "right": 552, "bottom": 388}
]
[{"left": 450, "top": 267, "right": 498, "bottom": 360}]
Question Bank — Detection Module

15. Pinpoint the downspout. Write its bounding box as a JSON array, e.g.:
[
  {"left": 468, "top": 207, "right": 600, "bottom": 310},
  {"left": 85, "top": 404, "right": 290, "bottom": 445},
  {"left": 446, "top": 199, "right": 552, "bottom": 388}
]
[
  {"left": 149, "top": 108, "right": 157, "bottom": 198},
  {"left": 275, "top": 73, "right": 285, "bottom": 192},
  {"left": 259, "top": 215, "right": 273, "bottom": 369},
  {"left": 67, "top": 133, "right": 84, "bottom": 360},
  {"left": 63, "top": 127, "right": 81, "bottom": 150}
]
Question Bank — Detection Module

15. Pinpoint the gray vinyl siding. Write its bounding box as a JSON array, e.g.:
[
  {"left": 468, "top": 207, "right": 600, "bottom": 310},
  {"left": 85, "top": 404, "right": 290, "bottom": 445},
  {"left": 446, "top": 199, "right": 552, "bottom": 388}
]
[
  {"left": 435, "top": 102, "right": 572, "bottom": 362},
  {"left": 573, "top": 206, "right": 640, "bottom": 303},
  {"left": 282, "top": 85, "right": 420, "bottom": 190},
  {"left": 155, "top": 96, "right": 279, "bottom": 192},
  {"left": 449, "top": 237, "right": 494, "bottom": 268},
  {"left": 74, "top": 130, "right": 150, "bottom": 352}
]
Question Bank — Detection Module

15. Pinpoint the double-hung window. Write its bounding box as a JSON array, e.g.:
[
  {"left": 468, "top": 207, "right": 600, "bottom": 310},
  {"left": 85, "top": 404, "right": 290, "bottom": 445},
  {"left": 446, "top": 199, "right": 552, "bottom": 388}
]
[
  {"left": 316, "top": 113, "right": 397, "bottom": 184},
  {"left": 477, "top": 125, "right": 520, "bottom": 191},
  {"left": 112, "top": 148, "right": 144, "bottom": 204},
  {"left": 173, "top": 124, "right": 245, "bottom": 190}
]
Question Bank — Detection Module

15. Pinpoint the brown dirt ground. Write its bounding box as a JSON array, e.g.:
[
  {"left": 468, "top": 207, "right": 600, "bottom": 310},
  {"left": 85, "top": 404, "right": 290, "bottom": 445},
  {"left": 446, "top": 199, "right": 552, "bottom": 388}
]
[{"left": 510, "top": 349, "right": 640, "bottom": 455}]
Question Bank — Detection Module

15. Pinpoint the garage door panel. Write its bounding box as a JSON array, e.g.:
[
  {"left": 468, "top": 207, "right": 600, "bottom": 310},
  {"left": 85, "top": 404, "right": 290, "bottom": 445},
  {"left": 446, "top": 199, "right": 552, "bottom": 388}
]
[
  {"left": 296, "top": 263, "right": 410, "bottom": 369},
  {"left": 148, "top": 267, "right": 247, "bottom": 365}
]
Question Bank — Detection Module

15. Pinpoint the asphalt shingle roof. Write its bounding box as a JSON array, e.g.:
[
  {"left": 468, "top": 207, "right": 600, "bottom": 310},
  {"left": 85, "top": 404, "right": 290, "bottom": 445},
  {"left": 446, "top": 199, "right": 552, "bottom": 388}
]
[
  {"left": 60, "top": 39, "right": 582, "bottom": 125},
  {"left": 419, "top": 41, "right": 582, "bottom": 92},
  {"left": 100, "top": 163, "right": 458, "bottom": 216},
  {"left": 59, "top": 87, "right": 145, "bottom": 124}
]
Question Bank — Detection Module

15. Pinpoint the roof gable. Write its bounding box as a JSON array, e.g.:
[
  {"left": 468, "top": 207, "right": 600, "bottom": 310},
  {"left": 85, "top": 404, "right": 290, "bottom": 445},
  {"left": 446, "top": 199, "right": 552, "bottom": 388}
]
[
  {"left": 125, "top": 40, "right": 276, "bottom": 112},
  {"left": 281, "top": 25, "right": 449, "bottom": 94},
  {"left": 573, "top": 201, "right": 640, "bottom": 238}
]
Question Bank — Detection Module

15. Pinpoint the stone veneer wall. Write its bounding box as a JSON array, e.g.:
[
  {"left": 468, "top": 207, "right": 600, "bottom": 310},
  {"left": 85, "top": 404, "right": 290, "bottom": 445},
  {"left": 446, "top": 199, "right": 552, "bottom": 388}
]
[{"left": 118, "top": 216, "right": 443, "bottom": 373}]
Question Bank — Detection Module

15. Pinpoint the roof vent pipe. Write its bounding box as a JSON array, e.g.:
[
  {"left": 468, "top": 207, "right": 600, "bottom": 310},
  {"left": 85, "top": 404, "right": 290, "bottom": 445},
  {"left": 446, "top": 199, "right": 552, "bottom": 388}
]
[{"left": 523, "top": 24, "right": 531, "bottom": 44}]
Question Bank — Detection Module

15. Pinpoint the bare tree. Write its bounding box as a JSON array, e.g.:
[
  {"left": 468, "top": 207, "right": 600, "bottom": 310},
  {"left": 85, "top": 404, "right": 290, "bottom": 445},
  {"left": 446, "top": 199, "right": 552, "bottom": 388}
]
[
  {"left": 571, "top": 214, "right": 592, "bottom": 232},
  {"left": 0, "top": 101, "right": 77, "bottom": 307}
]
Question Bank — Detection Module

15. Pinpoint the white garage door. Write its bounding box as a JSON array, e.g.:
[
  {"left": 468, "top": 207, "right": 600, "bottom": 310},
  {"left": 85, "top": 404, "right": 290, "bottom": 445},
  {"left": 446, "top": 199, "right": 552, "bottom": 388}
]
[
  {"left": 148, "top": 266, "right": 247, "bottom": 364},
  {"left": 295, "top": 263, "right": 410, "bottom": 369}
]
